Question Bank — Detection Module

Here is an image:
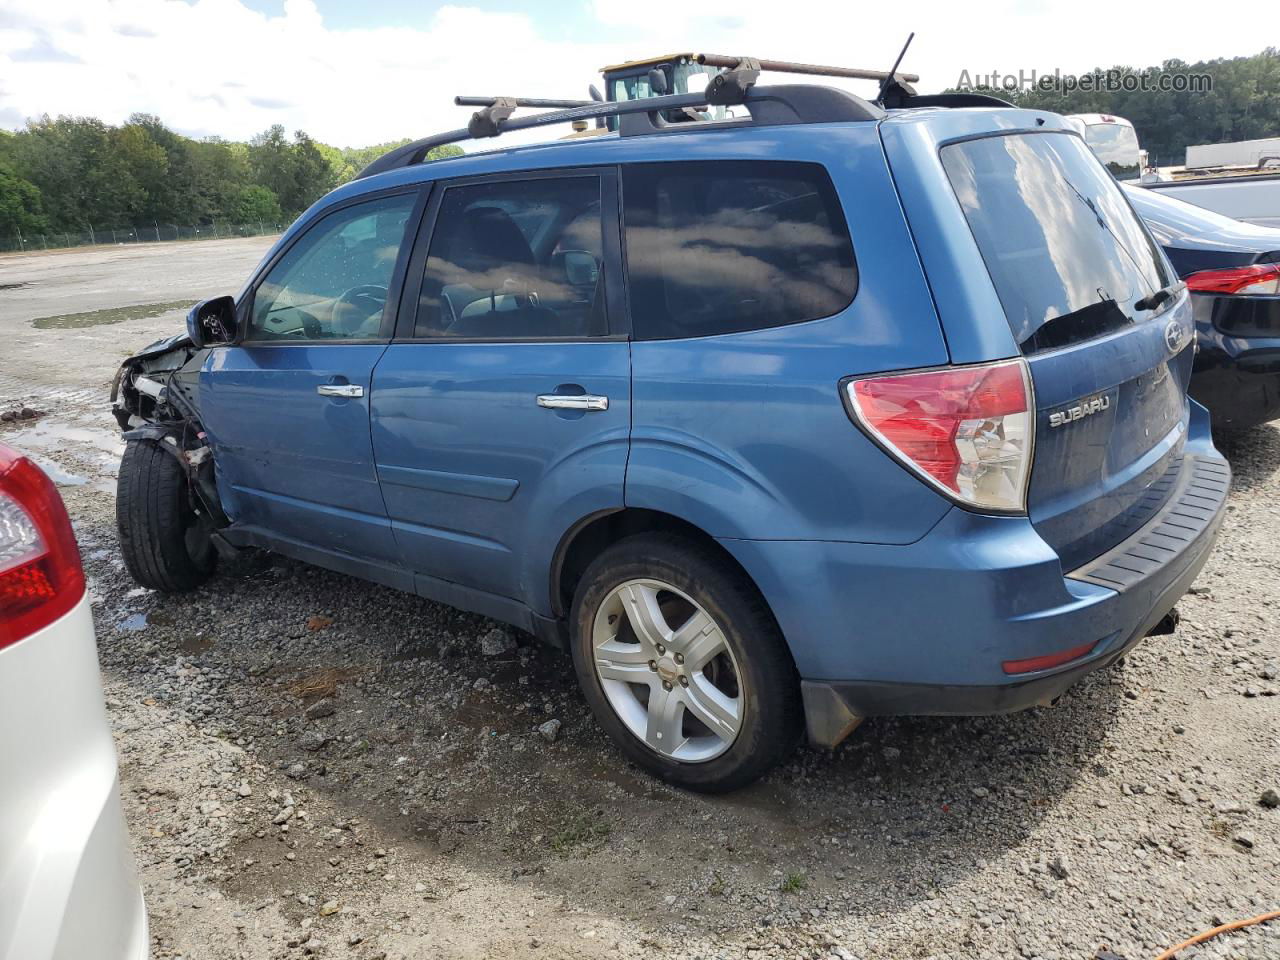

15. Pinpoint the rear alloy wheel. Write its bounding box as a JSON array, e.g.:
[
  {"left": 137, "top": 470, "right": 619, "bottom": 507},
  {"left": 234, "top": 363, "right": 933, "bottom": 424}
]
[
  {"left": 570, "top": 534, "right": 801, "bottom": 792},
  {"left": 116, "top": 438, "right": 216, "bottom": 592},
  {"left": 592, "top": 578, "right": 744, "bottom": 762}
]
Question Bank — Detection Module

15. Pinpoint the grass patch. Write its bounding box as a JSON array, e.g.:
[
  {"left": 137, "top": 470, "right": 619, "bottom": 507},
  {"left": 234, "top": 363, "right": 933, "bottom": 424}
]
[
  {"left": 780, "top": 871, "right": 808, "bottom": 893},
  {"left": 1208, "top": 819, "right": 1233, "bottom": 839},
  {"left": 286, "top": 666, "right": 360, "bottom": 702},
  {"left": 549, "top": 811, "right": 611, "bottom": 854},
  {"left": 32, "top": 299, "right": 194, "bottom": 329}
]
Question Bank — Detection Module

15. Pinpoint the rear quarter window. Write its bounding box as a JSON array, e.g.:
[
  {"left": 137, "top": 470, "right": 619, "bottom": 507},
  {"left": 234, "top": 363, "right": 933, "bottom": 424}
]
[{"left": 622, "top": 160, "right": 857, "bottom": 340}]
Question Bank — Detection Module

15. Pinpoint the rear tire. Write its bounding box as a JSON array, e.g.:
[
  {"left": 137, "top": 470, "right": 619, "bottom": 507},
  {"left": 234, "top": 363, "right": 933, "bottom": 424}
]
[
  {"left": 570, "top": 533, "right": 802, "bottom": 793},
  {"left": 116, "top": 438, "right": 216, "bottom": 592}
]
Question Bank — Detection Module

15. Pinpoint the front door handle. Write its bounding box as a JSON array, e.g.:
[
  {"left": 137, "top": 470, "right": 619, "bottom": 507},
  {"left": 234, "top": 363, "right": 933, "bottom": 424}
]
[
  {"left": 537, "top": 394, "right": 608, "bottom": 411},
  {"left": 317, "top": 383, "right": 364, "bottom": 398}
]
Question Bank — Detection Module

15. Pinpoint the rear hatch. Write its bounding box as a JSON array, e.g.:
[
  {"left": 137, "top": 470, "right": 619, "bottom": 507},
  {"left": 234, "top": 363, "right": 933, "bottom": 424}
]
[{"left": 894, "top": 117, "right": 1194, "bottom": 571}]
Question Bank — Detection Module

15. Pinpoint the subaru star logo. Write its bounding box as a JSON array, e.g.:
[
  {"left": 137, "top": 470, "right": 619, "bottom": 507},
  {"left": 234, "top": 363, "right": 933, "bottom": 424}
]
[{"left": 1165, "top": 320, "right": 1184, "bottom": 353}]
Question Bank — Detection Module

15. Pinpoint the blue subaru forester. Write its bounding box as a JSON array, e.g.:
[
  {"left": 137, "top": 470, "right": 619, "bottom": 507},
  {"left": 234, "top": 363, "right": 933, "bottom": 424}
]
[{"left": 113, "top": 70, "right": 1229, "bottom": 791}]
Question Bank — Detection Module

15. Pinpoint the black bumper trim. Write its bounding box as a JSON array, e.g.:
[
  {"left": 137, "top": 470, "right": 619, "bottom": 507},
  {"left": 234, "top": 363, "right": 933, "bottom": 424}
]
[{"left": 1068, "top": 454, "right": 1229, "bottom": 591}]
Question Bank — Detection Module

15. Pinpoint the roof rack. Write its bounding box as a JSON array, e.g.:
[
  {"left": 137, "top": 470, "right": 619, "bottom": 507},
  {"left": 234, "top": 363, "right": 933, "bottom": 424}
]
[
  {"left": 354, "top": 51, "right": 982, "bottom": 181},
  {"left": 355, "top": 76, "right": 886, "bottom": 180},
  {"left": 355, "top": 86, "right": 877, "bottom": 179}
]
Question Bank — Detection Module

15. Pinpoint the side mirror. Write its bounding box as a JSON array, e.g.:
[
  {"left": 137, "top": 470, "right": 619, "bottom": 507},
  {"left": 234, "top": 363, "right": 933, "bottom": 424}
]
[
  {"left": 186, "top": 295, "right": 238, "bottom": 348},
  {"left": 647, "top": 67, "right": 669, "bottom": 95},
  {"left": 558, "top": 250, "right": 599, "bottom": 286}
]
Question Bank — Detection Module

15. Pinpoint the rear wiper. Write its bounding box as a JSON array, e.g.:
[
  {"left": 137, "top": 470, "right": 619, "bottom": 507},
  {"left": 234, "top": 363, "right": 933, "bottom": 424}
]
[
  {"left": 1134, "top": 280, "right": 1186, "bottom": 312},
  {"left": 1063, "top": 176, "right": 1145, "bottom": 275}
]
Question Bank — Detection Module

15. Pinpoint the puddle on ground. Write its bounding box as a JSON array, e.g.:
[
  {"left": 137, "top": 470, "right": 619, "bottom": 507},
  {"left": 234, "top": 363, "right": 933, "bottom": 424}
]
[
  {"left": 31, "top": 299, "right": 194, "bottom": 329},
  {"left": 7, "top": 419, "right": 125, "bottom": 457},
  {"left": 179, "top": 633, "right": 215, "bottom": 654},
  {"left": 3, "top": 419, "right": 124, "bottom": 490},
  {"left": 19, "top": 452, "right": 87, "bottom": 487},
  {"left": 119, "top": 613, "right": 148, "bottom": 632}
]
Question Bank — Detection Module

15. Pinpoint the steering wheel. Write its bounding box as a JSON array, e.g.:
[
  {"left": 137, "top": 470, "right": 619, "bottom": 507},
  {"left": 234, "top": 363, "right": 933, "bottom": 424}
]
[{"left": 332, "top": 284, "right": 389, "bottom": 336}]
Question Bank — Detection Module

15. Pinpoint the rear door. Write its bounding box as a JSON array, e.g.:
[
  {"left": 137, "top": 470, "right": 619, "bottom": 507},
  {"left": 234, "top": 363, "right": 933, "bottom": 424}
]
[
  {"left": 369, "top": 169, "right": 629, "bottom": 604},
  {"left": 201, "top": 190, "right": 422, "bottom": 564},
  {"left": 938, "top": 129, "right": 1193, "bottom": 570}
]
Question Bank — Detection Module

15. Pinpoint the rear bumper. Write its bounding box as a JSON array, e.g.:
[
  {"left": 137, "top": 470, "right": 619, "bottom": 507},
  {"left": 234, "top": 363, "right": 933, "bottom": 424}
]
[
  {"left": 0, "top": 595, "right": 149, "bottom": 960},
  {"left": 799, "top": 479, "right": 1219, "bottom": 737},
  {"left": 1190, "top": 294, "right": 1280, "bottom": 429},
  {"left": 719, "top": 406, "right": 1230, "bottom": 748}
]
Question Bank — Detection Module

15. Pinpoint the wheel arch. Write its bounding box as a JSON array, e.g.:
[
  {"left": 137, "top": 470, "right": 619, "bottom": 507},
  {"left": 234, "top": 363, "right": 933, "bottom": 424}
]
[{"left": 549, "top": 508, "right": 781, "bottom": 631}]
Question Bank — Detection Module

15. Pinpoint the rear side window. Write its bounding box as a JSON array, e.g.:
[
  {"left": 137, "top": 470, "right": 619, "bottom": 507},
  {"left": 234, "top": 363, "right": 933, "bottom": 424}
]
[
  {"left": 415, "top": 176, "right": 607, "bottom": 340},
  {"left": 623, "top": 161, "right": 857, "bottom": 340},
  {"left": 942, "top": 132, "right": 1173, "bottom": 354}
]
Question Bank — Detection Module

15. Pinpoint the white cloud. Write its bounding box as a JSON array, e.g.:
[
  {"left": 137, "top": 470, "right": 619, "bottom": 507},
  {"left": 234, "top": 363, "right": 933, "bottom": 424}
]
[{"left": 0, "top": 0, "right": 1265, "bottom": 147}]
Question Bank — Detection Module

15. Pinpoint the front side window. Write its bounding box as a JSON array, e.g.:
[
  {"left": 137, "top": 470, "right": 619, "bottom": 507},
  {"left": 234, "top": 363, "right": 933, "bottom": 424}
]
[
  {"left": 623, "top": 161, "right": 857, "bottom": 340},
  {"left": 247, "top": 193, "right": 416, "bottom": 342},
  {"left": 415, "top": 176, "right": 607, "bottom": 339}
]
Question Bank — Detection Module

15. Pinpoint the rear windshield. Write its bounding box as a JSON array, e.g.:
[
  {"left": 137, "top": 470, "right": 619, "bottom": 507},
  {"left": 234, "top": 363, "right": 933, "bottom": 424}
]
[
  {"left": 942, "top": 132, "right": 1172, "bottom": 354},
  {"left": 1081, "top": 123, "right": 1142, "bottom": 181}
]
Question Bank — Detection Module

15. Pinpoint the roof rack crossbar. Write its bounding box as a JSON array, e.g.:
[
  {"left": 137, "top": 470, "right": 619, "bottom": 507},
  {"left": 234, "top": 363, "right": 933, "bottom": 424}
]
[
  {"left": 354, "top": 83, "right": 888, "bottom": 181},
  {"left": 454, "top": 96, "right": 596, "bottom": 109},
  {"left": 694, "top": 53, "right": 919, "bottom": 85}
]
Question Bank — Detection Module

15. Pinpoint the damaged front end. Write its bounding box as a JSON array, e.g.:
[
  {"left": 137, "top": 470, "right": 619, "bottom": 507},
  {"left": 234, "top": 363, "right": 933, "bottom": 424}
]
[{"left": 111, "top": 328, "right": 229, "bottom": 533}]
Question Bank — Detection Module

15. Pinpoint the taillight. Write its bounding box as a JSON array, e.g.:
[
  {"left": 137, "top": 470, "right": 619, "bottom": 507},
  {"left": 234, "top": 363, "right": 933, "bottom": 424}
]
[
  {"left": 1185, "top": 263, "right": 1280, "bottom": 296},
  {"left": 0, "top": 443, "right": 85, "bottom": 650},
  {"left": 846, "top": 359, "right": 1034, "bottom": 513}
]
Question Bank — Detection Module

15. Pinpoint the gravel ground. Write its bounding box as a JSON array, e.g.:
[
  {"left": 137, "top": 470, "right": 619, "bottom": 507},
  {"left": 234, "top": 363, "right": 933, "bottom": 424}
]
[{"left": 1, "top": 239, "right": 1278, "bottom": 960}]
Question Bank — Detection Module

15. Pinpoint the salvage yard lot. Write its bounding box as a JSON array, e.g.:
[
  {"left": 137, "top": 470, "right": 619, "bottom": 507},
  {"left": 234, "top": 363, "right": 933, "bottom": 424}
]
[{"left": 1, "top": 239, "right": 1278, "bottom": 960}]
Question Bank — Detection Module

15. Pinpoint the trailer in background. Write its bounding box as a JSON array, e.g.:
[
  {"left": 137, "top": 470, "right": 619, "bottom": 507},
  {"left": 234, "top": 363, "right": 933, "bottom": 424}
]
[{"left": 1185, "top": 136, "right": 1280, "bottom": 171}]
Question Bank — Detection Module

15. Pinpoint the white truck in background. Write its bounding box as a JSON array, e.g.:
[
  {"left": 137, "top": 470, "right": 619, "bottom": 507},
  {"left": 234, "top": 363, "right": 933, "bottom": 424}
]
[{"left": 1067, "top": 113, "right": 1280, "bottom": 228}]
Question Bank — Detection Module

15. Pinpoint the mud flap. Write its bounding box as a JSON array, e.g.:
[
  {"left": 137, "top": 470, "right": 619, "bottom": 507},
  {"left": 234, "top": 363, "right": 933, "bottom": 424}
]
[{"left": 800, "top": 680, "right": 865, "bottom": 749}]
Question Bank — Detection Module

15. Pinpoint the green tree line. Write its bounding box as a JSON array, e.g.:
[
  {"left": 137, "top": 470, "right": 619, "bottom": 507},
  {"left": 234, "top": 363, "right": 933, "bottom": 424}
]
[
  {"left": 0, "top": 114, "right": 459, "bottom": 239},
  {"left": 945, "top": 48, "right": 1280, "bottom": 166}
]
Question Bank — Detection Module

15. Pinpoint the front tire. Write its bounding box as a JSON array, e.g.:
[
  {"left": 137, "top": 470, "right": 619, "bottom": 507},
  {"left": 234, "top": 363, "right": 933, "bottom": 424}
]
[
  {"left": 570, "top": 533, "right": 801, "bottom": 792},
  {"left": 116, "top": 439, "right": 216, "bottom": 592}
]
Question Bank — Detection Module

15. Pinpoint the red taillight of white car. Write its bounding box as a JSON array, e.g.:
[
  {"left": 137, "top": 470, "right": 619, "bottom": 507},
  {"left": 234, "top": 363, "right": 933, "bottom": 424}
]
[
  {"left": 846, "top": 359, "right": 1034, "bottom": 513},
  {"left": 0, "top": 443, "right": 85, "bottom": 650},
  {"left": 1185, "top": 262, "right": 1280, "bottom": 296}
]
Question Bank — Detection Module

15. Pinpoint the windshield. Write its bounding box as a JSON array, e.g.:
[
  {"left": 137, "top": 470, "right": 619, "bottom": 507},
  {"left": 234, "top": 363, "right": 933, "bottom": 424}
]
[
  {"left": 1082, "top": 122, "right": 1142, "bottom": 181},
  {"left": 943, "top": 131, "right": 1173, "bottom": 354}
]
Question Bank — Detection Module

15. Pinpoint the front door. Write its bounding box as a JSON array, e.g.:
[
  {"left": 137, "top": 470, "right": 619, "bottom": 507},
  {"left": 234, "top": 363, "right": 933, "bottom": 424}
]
[
  {"left": 201, "top": 190, "right": 421, "bottom": 564},
  {"left": 370, "top": 170, "right": 629, "bottom": 607}
]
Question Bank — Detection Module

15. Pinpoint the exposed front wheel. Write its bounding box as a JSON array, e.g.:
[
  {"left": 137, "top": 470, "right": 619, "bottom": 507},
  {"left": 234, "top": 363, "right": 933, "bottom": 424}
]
[
  {"left": 570, "top": 534, "right": 801, "bottom": 792},
  {"left": 116, "top": 438, "right": 216, "bottom": 592}
]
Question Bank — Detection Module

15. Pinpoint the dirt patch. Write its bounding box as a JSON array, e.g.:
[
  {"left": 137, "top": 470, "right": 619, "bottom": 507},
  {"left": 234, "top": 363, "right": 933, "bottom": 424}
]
[{"left": 31, "top": 298, "right": 194, "bottom": 329}]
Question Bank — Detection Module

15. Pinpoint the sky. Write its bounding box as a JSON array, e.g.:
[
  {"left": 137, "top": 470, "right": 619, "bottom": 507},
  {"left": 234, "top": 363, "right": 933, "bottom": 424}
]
[{"left": 0, "top": 0, "right": 1265, "bottom": 149}]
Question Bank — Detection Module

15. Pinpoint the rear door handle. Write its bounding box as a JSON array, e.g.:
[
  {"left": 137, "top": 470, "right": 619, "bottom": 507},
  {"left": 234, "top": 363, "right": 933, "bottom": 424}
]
[
  {"left": 537, "top": 394, "right": 608, "bottom": 411},
  {"left": 317, "top": 383, "right": 364, "bottom": 398}
]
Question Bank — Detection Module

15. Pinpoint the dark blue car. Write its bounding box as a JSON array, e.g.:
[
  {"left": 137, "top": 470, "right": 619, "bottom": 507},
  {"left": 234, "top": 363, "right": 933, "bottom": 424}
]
[
  {"left": 112, "top": 82, "right": 1229, "bottom": 791},
  {"left": 1125, "top": 184, "right": 1280, "bottom": 429}
]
